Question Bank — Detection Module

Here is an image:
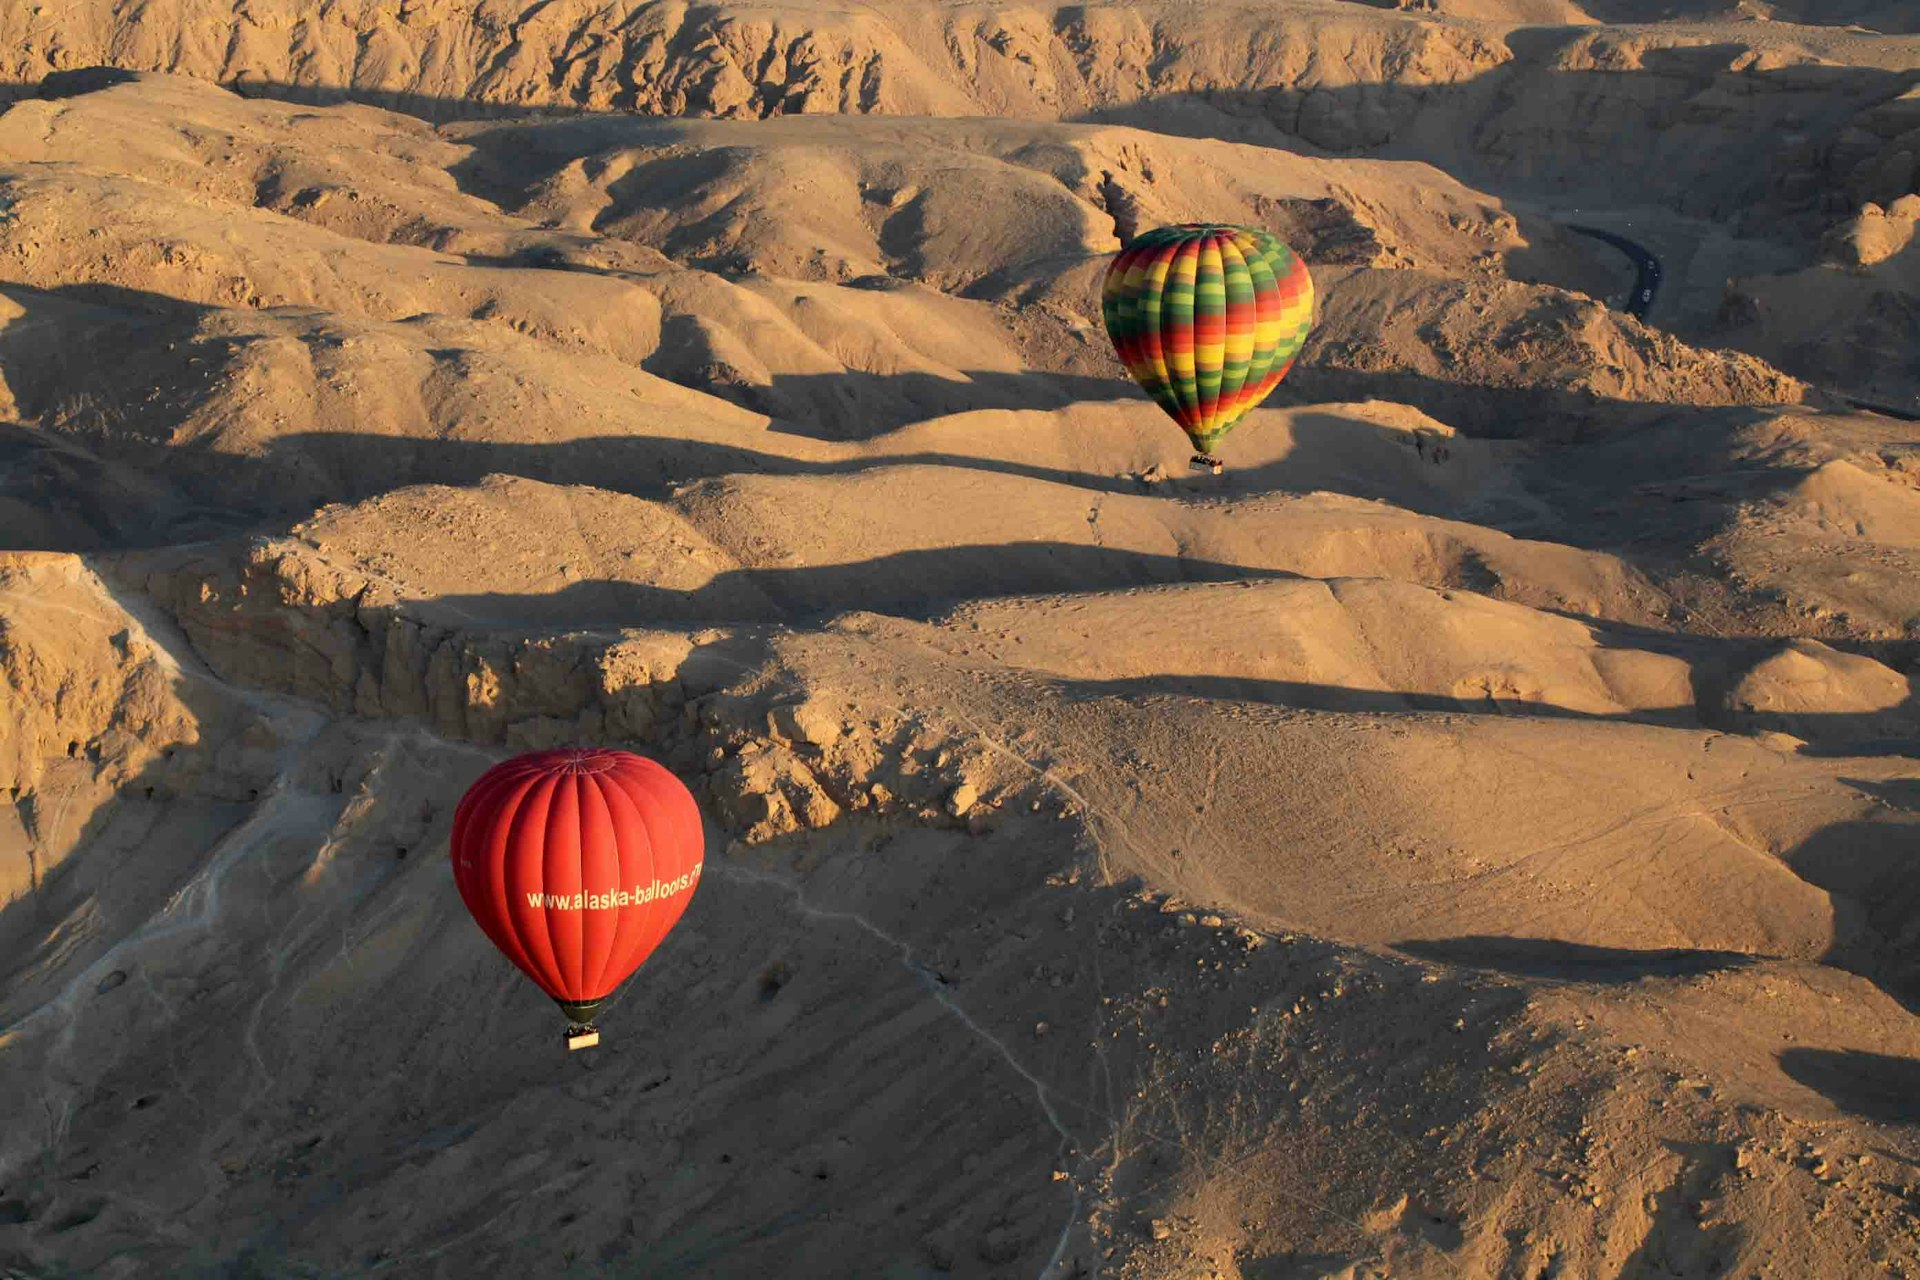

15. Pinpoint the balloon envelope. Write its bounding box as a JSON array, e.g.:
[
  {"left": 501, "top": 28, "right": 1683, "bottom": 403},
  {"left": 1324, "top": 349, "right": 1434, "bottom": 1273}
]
[
  {"left": 449, "top": 748, "right": 704, "bottom": 1018},
  {"left": 1102, "top": 223, "right": 1314, "bottom": 456}
]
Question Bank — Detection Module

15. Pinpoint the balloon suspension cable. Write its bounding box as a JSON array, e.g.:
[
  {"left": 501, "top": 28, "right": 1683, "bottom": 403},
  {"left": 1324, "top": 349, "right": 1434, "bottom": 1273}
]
[{"left": 1190, "top": 454, "right": 1225, "bottom": 475}]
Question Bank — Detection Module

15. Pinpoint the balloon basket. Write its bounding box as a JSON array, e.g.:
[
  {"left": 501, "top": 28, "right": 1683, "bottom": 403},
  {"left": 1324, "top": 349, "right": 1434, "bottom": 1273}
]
[
  {"left": 1190, "top": 454, "right": 1224, "bottom": 475},
  {"left": 565, "top": 1024, "right": 601, "bottom": 1052}
]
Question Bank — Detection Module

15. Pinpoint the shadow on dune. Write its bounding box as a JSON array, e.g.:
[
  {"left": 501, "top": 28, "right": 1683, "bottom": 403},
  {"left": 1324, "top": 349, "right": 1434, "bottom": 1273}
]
[
  {"left": 9, "top": 65, "right": 1874, "bottom": 425},
  {"left": 3, "top": 273, "right": 1669, "bottom": 541},
  {"left": 681, "top": 364, "right": 1139, "bottom": 442},
  {"left": 5, "top": 52, "right": 1920, "bottom": 1274},
  {"left": 1501, "top": 406, "right": 1825, "bottom": 545},
  {"left": 1371, "top": 787, "right": 1920, "bottom": 1014},
  {"left": 0, "top": 299, "right": 1810, "bottom": 553},
  {"left": 1, "top": 393, "right": 1829, "bottom": 558},
  {"left": 432, "top": 104, "right": 1846, "bottom": 436},
  {"left": 0, "top": 421, "right": 1190, "bottom": 552},
  {"left": 2, "top": 68, "right": 594, "bottom": 125},
  {"left": 1385, "top": 817, "right": 1920, "bottom": 1016},
  {"left": 108, "top": 552, "right": 1920, "bottom": 1013},
  {"left": 1054, "top": 671, "right": 1703, "bottom": 729},
  {"left": 0, "top": 412, "right": 1428, "bottom": 551},
  {"left": 1, "top": 329, "right": 1910, "bottom": 734},
  {"left": 1390, "top": 937, "right": 1759, "bottom": 983},
  {"left": 5, "top": 50, "right": 1913, "bottom": 420},
  {"left": 739, "top": 361, "right": 1700, "bottom": 462},
  {"left": 176, "top": 546, "right": 1916, "bottom": 758},
  {"left": 0, "top": 677, "right": 263, "bottom": 1035},
  {"left": 418, "top": 544, "right": 1306, "bottom": 626},
  {"left": 0, "top": 280, "right": 1526, "bottom": 527},
  {"left": 0, "top": 257, "right": 1856, "bottom": 568},
  {"left": 387, "top": 43, "right": 1915, "bottom": 257},
  {"left": 140, "top": 534, "right": 1920, "bottom": 1017},
  {"left": 1274, "top": 367, "right": 1706, "bottom": 443},
  {"left": 1779, "top": 812, "right": 1920, "bottom": 1005},
  {"left": 3, "top": 37, "right": 1904, "bottom": 225},
  {"left": 1069, "top": 49, "right": 1912, "bottom": 233},
  {"left": 1778, "top": 1049, "right": 1920, "bottom": 1126},
  {"left": 1791, "top": 733, "right": 1920, "bottom": 761},
  {"left": 1053, "top": 646, "right": 1918, "bottom": 746},
  {"left": 1840, "top": 777, "right": 1920, "bottom": 811},
  {"left": 1067, "top": 53, "right": 1916, "bottom": 410},
  {"left": 1582, "top": 621, "right": 1920, "bottom": 757},
  {"left": 3, "top": 271, "right": 1915, "bottom": 751},
  {"left": 1038, "top": 665, "right": 1916, "bottom": 1009},
  {"left": 0, "top": 663, "right": 1087, "bottom": 1274}
]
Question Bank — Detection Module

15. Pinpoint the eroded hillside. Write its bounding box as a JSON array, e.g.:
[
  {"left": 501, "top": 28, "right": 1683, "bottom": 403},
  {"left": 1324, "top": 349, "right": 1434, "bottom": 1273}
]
[{"left": 0, "top": 7, "right": 1917, "bottom": 1276}]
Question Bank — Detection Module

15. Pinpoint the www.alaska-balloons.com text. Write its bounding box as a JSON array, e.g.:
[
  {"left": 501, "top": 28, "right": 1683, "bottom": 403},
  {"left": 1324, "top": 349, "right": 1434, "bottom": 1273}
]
[{"left": 523, "top": 863, "right": 703, "bottom": 911}]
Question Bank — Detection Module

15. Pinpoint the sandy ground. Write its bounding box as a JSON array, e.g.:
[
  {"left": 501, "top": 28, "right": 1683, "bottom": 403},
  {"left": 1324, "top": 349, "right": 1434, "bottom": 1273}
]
[{"left": 0, "top": 3, "right": 1918, "bottom": 1276}]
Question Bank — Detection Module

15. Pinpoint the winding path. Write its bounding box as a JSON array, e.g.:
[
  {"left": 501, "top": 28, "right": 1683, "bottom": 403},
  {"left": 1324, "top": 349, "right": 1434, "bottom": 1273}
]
[
  {"left": 1568, "top": 223, "right": 1663, "bottom": 318},
  {"left": 1566, "top": 224, "right": 1920, "bottom": 420}
]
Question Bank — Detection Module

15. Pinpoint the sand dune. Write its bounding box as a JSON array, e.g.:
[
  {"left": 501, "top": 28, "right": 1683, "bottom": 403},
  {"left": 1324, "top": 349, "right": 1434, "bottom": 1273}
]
[{"left": 0, "top": 6, "right": 1918, "bottom": 1276}]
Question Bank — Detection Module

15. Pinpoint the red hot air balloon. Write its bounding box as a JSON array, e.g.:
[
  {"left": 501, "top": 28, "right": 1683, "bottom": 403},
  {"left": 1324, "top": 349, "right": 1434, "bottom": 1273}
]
[{"left": 450, "top": 748, "right": 705, "bottom": 1050}]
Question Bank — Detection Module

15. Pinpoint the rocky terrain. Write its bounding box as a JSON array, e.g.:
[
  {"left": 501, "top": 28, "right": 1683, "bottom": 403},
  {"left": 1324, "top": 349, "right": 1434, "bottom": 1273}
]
[{"left": 0, "top": 3, "right": 1918, "bottom": 1277}]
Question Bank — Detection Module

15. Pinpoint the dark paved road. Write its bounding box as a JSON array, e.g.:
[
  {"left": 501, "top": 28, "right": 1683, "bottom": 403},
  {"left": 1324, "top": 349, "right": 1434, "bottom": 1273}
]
[
  {"left": 1567, "top": 223, "right": 1662, "bottom": 318},
  {"left": 1564, "top": 223, "right": 1920, "bottom": 421}
]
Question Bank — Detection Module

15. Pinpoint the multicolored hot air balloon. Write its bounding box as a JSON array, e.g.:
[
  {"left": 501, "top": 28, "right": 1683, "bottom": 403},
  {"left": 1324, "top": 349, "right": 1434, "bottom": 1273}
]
[
  {"left": 1102, "top": 223, "right": 1314, "bottom": 471},
  {"left": 450, "top": 748, "right": 705, "bottom": 1050}
]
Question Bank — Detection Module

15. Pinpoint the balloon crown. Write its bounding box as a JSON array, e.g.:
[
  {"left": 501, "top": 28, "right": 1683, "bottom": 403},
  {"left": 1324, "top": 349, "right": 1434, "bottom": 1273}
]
[
  {"left": 550, "top": 747, "right": 622, "bottom": 774},
  {"left": 1140, "top": 221, "right": 1272, "bottom": 238},
  {"left": 494, "top": 746, "right": 627, "bottom": 775}
]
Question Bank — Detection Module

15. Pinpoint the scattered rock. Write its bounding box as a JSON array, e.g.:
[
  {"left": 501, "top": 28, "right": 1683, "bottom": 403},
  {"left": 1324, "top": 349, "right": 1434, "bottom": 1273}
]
[
  {"left": 947, "top": 781, "right": 979, "bottom": 816},
  {"left": 768, "top": 700, "right": 841, "bottom": 749},
  {"left": 711, "top": 742, "right": 844, "bottom": 843}
]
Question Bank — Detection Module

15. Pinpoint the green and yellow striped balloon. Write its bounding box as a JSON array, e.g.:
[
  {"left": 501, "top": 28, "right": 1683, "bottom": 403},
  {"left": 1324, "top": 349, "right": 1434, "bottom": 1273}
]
[{"left": 1101, "top": 223, "right": 1314, "bottom": 460}]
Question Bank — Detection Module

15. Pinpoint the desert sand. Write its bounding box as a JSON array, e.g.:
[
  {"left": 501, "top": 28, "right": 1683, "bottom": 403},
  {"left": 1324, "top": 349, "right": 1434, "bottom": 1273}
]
[{"left": 1, "top": 2, "right": 1918, "bottom": 1276}]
